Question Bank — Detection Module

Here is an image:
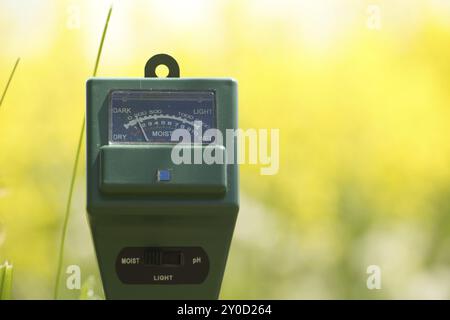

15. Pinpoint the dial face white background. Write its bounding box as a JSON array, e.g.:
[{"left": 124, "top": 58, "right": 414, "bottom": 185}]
[{"left": 109, "top": 90, "right": 216, "bottom": 144}]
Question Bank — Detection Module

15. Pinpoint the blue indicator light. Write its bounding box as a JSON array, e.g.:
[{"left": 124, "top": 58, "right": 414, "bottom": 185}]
[{"left": 157, "top": 170, "right": 171, "bottom": 182}]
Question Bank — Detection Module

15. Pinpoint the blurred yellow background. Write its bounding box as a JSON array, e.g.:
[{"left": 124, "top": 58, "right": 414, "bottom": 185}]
[{"left": 1, "top": 0, "right": 450, "bottom": 299}]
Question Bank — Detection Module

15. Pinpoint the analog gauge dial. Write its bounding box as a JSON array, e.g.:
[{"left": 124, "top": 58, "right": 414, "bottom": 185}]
[{"left": 109, "top": 90, "right": 216, "bottom": 144}]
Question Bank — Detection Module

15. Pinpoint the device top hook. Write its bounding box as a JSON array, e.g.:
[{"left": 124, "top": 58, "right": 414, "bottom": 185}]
[{"left": 145, "top": 54, "right": 180, "bottom": 78}]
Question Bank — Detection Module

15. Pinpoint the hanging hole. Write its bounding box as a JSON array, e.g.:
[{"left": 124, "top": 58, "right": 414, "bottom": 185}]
[
  {"left": 155, "top": 64, "right": 170, "bottom": 78},
  {"left": 145, "top": 54, "right": 180, "bottom": 78}
]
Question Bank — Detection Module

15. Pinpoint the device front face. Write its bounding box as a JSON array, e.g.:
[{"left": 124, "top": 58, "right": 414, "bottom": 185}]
[{"left": 86, "top": 78, "right": 238, "bottom": 299}]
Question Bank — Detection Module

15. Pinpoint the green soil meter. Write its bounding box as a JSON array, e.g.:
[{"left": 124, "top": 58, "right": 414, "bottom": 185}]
[{"left": 86, "top": 54, "right": 239, "bottom": 299}]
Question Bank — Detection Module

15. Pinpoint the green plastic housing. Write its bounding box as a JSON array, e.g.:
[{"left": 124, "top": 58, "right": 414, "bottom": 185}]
[{"left": 86, "top": 78, "right": 239, "bottom": 299}]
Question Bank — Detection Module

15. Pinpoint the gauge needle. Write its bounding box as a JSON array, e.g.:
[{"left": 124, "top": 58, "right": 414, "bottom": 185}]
[{"left": 135, "top": 115, "right": 149, "bottom": 142}]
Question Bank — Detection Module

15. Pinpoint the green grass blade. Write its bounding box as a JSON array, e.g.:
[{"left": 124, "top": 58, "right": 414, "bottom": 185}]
[
  {"left": 0, "top": 263, "right": 5, "bottom": 294},
  {"left": 0, "top": 60, "right": 19, "bottom": 300},
  {"left": 53, "top": 5, "right": 113, "bottom": 300},
  {"left": 0, "top": 58, "right": 20, "bottom": 109},
  {"left": 93, "top": 6, "right": 113, "bottom": 77},
  {"left": 0, "top": 262, "right": 13, "bottom": 300}
]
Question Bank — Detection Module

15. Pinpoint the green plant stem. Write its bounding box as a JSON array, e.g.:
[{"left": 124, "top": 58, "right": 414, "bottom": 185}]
[
  {"left": 0, "top": 58, "right": 20, "bottom": 109},
  {"left": 53, "top": 6, "right": 112, "bottom": 300},
  {"left": 0, "top": 262, "right": 13, "bottom": 300},
  {"left": 92, "top": 7, "right": 112, "bottom": 78}
]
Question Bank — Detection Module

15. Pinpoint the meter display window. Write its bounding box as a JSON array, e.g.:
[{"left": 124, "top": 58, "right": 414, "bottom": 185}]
[{"left": 109, "top": 90, "right": 216, "bottom": 144}]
